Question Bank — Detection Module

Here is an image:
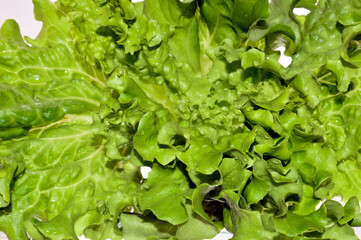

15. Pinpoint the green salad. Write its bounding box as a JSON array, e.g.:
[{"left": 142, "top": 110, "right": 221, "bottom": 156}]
[{"left": 1, "top": 0, "right": 361, "bottom": 239}]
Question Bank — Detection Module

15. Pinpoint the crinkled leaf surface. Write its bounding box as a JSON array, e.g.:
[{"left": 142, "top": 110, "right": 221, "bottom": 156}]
[{"left": 1, "top": 0, "right": 361, "bottom": 239}]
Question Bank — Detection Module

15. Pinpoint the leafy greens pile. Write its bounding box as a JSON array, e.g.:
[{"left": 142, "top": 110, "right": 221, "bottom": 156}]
[{"left": 2, "top": 0, "right": 361, "bottom": 239}]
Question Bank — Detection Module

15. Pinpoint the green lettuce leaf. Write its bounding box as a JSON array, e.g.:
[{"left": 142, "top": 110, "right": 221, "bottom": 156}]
[{"left": 1, "top": 0, "right": 361, "bottom": 239}]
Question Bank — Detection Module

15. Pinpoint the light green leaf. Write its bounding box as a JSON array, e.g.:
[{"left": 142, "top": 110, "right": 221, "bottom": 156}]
[
  {"left": 138, "top": 164, "right": 190, "bottom": 225},
  {"left": 121, "top": 213, "right": 177, "bottom": 240}
]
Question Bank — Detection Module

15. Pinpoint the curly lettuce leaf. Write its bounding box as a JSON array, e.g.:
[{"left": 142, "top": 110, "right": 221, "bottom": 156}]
[{"left": 1, "top": 0, "right": 361, "bottom": 239}]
